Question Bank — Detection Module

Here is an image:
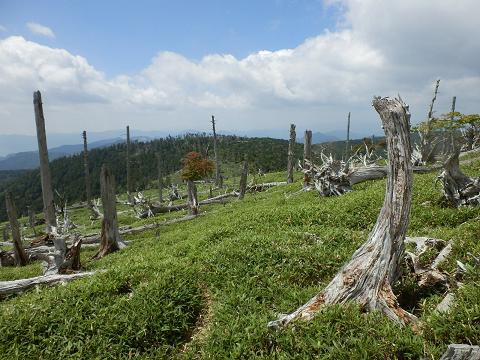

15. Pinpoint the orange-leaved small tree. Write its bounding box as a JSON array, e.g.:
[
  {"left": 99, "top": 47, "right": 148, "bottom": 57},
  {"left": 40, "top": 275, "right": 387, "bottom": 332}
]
[{"left": 181, "top": 152, "right": 215, "bottom": 215}]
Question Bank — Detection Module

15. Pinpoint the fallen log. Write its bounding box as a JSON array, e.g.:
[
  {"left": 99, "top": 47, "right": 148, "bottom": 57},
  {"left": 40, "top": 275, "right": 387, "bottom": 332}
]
[
  {"left": 0, "top": 271, "right": 96, "bottom": 297},
  {"left": 439, "top": 344, "right": 480, "bottom": 360},
  {"left": 268, "top": 96, "right": 416, "bottom": 329},
  {"left": 81, "top": 214, "right": 199, "bottom": 244},
  {"left": 137, "top": 182, "right": 286, "bottom": 219}
]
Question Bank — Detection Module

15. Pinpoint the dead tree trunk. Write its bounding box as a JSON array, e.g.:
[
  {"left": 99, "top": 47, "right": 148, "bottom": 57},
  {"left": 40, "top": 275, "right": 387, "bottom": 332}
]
[
  {"left": 33, "top": 91, "right": 57, "bottom": 233},
  {"left": 5, "top": 192, "right": 28, "bottom": 266},
  {"left": 239, "top": 156, "right": 248, "bottom": 200},
  {"left": 94, "top": 164, "right": 126, "bottom": 259},
  {"left": 345, "top": 112, "right": 351, "bottom": 160},
  {"left": 157, "top": 152, "right": 163, "bottom": 203},
  {"left": 126, "top": 125, "right": 133, "bottom": 204},
  {"left": 420, "top": 79, "right": 440, "bottom": 163},
  {"left": 303, "top": 130, "right": 312, "bottom": 188},
  {"left": 438, "top": 148, "right": 480, "bottom": 206},
  {"left": 287, "top": 124, "right": 296, "bottom": 184},
  {"left": 82, "top": 131, "right": 93, "bottom": 210},
  {"left": 187, "top": 180, "right": 199, "bottom": 215},
  {"left": 211, "top": 115, "right": 222, "bottom": 187},
  {"left": 268, "top": 96, "right": 415, "bottom": 329}
]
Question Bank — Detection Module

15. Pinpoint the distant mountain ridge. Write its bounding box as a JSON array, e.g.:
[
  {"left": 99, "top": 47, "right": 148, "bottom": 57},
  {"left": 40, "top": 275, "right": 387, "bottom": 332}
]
[{"left": 0, "top": 138, "right": 124, "bottom": 170}]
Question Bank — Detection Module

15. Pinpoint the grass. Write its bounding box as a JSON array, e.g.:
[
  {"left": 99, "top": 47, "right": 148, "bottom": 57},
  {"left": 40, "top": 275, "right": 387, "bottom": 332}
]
[{"left": 0, "top": 160, "right": 479, "bottom": 359}]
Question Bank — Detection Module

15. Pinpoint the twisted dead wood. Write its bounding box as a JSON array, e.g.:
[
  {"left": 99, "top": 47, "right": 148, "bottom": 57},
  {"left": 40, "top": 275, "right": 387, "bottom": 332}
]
[
  {"left": 268, "top": 96, "right": 415, "bottom": 328},
  {"left": 438, "top": 148, "right": 480, "bottom": 206}
]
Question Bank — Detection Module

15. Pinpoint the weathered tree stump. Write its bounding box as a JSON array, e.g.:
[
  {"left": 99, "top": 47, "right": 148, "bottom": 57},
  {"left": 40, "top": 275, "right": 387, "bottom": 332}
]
[
  {"left": 33, "top": 91, "right": 57, "bottom": 233},
  {"left": 5, "top": 192, "right": 28, "bottom": 266},
  {"left": 268, "top": 96, "right": 416, "bottom": 328},
  {"left": 287, "top": 124, "right": 296, "bottom": 184},
  {"left": 187, "top": 180, "right": 199, "bottom": 215},
  {"left": 94, "top": 164, "right": 126, "bottom": 259},
  {"left": 438, "top": 148, "right": 480, "bottom": 206}
]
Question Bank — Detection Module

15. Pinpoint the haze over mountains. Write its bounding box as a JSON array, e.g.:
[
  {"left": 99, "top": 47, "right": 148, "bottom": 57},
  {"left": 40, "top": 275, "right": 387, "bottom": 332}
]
[{"left": 0, "top": 128, "right": 373, "bottom": 170}]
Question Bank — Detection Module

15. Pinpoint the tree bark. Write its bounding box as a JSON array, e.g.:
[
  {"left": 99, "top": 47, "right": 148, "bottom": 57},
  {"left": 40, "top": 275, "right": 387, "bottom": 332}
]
[
  {"left": 94, "top": 164, "right": 126, "bottom": 259},
  {"left": 239, "top": 156, "right": 248, "bottom": 200},
  {"left": 187, "top": 180, "right": 199, "bottom": 215},
  {"left": 268, "top": 96, "right": 415, "bottom": 329},
  {"left": 303, "top": 130, "right": 312, "bottom": 188},
  {"left": 211, "top": 115, "right": 222, "bottom": 187},
  {"left": 287, "top": 124, "right": 296, "bottom": 184},
  {"left": 5, "top": 192, "right": 28, "bottom": 266},
  {"left": 33, "top": 91, "right": 57, "bottom": 233}
]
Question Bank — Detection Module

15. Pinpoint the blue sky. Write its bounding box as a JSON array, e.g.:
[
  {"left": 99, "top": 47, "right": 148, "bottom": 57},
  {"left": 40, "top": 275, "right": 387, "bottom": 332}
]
[
  {"left": 0, "top": 0, "right": 340, "bottom": 76},
  {"left": 0, "top": 0, "right": 478, "bottom": 141}
]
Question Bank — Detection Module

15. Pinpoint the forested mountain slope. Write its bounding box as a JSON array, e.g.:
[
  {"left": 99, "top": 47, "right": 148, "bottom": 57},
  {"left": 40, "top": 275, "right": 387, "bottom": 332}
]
[{"left": 0, "top": 134, "right": 303, "bottom": 221}]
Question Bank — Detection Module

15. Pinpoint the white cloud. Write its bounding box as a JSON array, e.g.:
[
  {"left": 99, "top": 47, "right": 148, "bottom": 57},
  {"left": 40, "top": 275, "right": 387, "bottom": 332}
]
[
  {"left": 0, "top": 1, "right": 479, "bottom": 136},
  {"left": 26, "top": 22, "right": 55, "bottom": 38}
]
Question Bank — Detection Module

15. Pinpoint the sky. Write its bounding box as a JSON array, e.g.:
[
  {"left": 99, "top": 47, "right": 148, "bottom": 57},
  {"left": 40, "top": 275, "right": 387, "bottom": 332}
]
[{"left": 0, "top": 0, "right": 479, "bottom": 138}]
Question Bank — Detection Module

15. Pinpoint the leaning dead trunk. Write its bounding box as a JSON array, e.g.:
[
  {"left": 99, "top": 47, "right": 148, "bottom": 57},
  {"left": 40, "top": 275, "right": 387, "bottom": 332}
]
[
  {"left": 94, "top": 164, "right": 126, "bottom": 259},
  {"left": 187, "top": 180, "right": 199, "bottom": 215},
  {"left": 5, "top": 192, "right": 28, "bottom": 266},
  {"left": 33, "top": 91, "right": 57, "bottom": 233},
  {"left": 287, "top": 124, "right": 296, "bottom": 184},
  {"left": 269, "top": 96, "right": 415, "bottom": 328},
  {"left": 438, "top": 148, "right": 480, "bottom": 206}
]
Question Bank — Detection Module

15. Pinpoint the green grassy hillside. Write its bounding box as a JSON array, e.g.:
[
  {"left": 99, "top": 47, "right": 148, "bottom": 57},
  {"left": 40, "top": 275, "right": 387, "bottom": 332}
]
[{"left": 0, "top": 156, "right": 479, "bottom": 359}]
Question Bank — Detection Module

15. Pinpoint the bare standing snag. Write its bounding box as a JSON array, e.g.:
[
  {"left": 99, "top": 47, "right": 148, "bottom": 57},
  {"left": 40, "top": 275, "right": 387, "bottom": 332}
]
[
  {"left": 33, "top": 91, "right": 57, "bottom": 233},
  {"left": 269, "top": 96, "right": 416, "bottom": 328},
  {"left": 94, "top": 164, "right": 126, "bottom": 259}
]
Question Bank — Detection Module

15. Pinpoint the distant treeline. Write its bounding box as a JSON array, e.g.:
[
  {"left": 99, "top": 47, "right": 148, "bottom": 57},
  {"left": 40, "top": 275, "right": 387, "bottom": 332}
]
[{"left": 0, "top": 134, "right": 304, "bottom": 222}]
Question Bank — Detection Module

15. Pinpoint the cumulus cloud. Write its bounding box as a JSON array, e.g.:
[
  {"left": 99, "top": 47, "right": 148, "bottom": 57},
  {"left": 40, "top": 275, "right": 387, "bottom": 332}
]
[
  {"left": 0, "top": 1, "right": 479, "bottom": 135},
  {"left": 26, "top": 22, "right": 55, "bottom": 38}
]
